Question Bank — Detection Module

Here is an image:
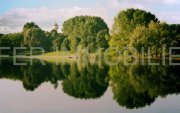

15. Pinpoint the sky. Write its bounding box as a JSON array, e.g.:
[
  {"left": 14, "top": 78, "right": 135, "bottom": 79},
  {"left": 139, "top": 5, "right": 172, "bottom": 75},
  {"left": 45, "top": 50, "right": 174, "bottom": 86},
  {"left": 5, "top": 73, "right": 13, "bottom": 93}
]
[{"left": 0, "top": 0, "right": 180, "bottom": 34}]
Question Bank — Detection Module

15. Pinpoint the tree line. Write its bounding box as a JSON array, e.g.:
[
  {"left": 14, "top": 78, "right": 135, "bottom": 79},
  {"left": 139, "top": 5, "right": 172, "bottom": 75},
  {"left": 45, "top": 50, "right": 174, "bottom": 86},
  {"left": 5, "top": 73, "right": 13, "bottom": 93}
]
[
  {"left": 0, "top": 16, "right": 109, "bottom": 54},
  {"left": 110, "top": 9, "right": 180, "bottom": 58},
  {"left": 0, "top": 8, "right": 180, "bottom": 56}
]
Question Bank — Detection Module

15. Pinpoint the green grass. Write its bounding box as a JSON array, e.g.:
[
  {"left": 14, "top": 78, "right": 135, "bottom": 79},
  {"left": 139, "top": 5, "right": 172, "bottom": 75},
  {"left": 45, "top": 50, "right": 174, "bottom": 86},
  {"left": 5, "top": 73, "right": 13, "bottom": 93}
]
[
  {"left": 41, "top": 51, "right": 76, "bottom": 57},
  {"left": 37, "top": 51, "right": 78, "bottom": 63}
]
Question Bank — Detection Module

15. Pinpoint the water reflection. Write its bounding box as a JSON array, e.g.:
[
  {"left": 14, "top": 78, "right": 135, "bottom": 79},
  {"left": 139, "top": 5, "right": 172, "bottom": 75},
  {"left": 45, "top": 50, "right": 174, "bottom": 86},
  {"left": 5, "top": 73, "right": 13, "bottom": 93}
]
[
  {"left": 109, "top": 62, "right": 180, "bottom": 109},
  {"left": 0, "top": 58, "right": 109, "bottom": 99},
  {"left": 0, "top": 59, "right": 65, "bottom": 91},
  {"left": 62, "top": 62, "right": 109, "bottom": 99},
  {"left": 0, "top": 58, "right": 180, "bottom": 109}
]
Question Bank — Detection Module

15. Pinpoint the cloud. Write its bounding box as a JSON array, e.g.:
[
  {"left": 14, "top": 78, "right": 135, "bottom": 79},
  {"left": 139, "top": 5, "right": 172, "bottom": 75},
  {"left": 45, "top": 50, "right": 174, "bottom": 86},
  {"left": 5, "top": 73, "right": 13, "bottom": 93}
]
[
  {"left": 157, "top": 11, "right": 180, "bottom": 24},
  {"left": 106, "top": 0, "right": 180, "bottom": 13},
  {"left": 110, "top": 0, "right": 180, "bottom": 5},
  {"left": 0, "top": 7, "right": 111, "bottom": 34},
  {"left": 107, "top": 0, "right": 180, "bottom": 24},
  {"left": 107, "top": 0, "right": 147, "bottom": 10},
  {"left": 164, "top": 0, "right": 180, "bottom": 4}
]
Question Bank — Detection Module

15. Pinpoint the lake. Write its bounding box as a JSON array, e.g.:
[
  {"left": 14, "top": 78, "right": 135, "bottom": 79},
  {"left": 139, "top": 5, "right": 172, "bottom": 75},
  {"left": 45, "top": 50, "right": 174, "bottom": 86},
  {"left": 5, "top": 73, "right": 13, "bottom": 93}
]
[{"left": 0, "top": 58, "right": 180, "bottom": 113}]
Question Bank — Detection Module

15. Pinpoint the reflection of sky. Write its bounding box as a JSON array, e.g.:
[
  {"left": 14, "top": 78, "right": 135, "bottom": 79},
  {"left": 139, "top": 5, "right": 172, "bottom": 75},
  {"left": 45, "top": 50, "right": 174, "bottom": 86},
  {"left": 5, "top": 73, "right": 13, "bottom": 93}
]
[
  {"left": 0, "top": 0, "right": 180, "bottom": 33},
  {"left": 0, "top": 79, "right": 179, "bottom": 113}
]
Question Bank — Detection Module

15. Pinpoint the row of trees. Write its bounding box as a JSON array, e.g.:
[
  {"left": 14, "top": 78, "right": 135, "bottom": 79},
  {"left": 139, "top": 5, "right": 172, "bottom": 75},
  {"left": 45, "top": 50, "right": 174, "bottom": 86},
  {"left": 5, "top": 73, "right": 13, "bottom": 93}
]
[
  {"left": 0, "top": 33, "right": 23, "bottom": 48},
  {"left": 0, "top": 8, "right": 180, "bottom": 56},
  {"left": 110, "top": 9, "right": 180, "bottom": 57},
  {"left": 0, "top": 16, "right": 109, "bottom": 54}
]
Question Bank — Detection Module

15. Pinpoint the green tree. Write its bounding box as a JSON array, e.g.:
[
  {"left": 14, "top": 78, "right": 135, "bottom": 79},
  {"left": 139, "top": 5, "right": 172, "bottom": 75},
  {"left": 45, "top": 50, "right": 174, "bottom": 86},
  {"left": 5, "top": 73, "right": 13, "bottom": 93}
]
[
  {"left": 68, "top": 33, "right": 81, "bottom": 52},
  {"left": 23, "top": 22, "right": 39, "bottom": 30},
  {"left": 147, "top": 22, "right": 169, "bottom": 57},
  {"left": 129, "top": 25, "right": 148, "bottom": 58},
  {"left": 50, "top": 29, "right": 65, "bottom": 51},
  {"left": 96, "top": 29, "right": 109, "bottom": 50},
  {"left": 62, "top": 16, "right": 109, "bottom": 52},
  {"left": 167, "top": 24, "right": 180, "bottom": 54},
  {"left": 23, "top": 22, "right": 52, "bottom": 51},
  {"left": 130, "top": 21, "right": 170, "bottom": 58},
  {"left": 0, "top": 34, "right": 3, "bottom": 38},
  {"left": 0, "top": 33, "right": 23, "bottom": 47},
  {"left": 61, "top": 38, "right": 70, "bottom": 51},
  {"left": 0, "top": 33, "right": 23, "bottom": 54},
  {"left": 110, "top": 8, "right": 159, "bottom": 52}
]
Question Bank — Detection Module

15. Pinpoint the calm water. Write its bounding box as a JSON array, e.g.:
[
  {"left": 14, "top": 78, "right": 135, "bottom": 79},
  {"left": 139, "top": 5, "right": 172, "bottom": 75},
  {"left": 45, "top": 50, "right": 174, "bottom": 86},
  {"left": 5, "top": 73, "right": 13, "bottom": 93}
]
[{"left": 0, "top": 58, "right": 180, "bottom": 113}]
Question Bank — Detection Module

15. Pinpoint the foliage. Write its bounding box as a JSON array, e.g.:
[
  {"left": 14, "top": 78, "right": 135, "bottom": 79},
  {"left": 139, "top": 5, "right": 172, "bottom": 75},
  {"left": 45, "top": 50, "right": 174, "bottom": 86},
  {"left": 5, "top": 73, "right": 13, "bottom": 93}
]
[
  {"left": 96, "top": 29, "right": 109, "bottom": 49},
  {"left": 62, "top": 16, "right": 109, "bottom": 52},
  {"left": 130, "top": 21, "right": 176, "bottom": 57},
  {"left": 110, "top": 8, "right": 159, "bottom": 52},
  {"left": 50, "top": 29, "right": 65, "bottom": 51},
  {"left": 61, "top": 38, "right": 70, "bottom": 51},
  {"left": 0, "top": 9, "right": 180, "bottom": 56},
  {"left": 0, "top": 33, "right": 23, "bottom": 54},
  {"left": 0, "top": 33, "right": 23, "bottom": 47},
  {"left": 22, "top": 22, "right": 53, "bottom": 52}
]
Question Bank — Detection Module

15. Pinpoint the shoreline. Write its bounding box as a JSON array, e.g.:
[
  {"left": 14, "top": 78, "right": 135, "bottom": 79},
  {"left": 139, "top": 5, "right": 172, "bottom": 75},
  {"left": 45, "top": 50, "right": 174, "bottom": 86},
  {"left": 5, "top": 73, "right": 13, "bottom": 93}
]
[{"left": 9, "top": 55, "right": 180, "bottom": 61}]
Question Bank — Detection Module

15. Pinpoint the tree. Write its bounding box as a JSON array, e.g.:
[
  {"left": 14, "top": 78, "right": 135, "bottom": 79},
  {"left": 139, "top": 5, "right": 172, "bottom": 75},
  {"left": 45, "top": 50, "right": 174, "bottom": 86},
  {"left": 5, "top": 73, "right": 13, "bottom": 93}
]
[
  {"left": 129, "top": 21, "right": 170, "bottom": 58},
  {"left": 129, "top": 25, "right": 148, "bottom": 58},
  {"left": 23, "top": 22, "right": 39, "bottom": 30},
  {"left": 0, "top": 34, "right": 3, "bottom": 38},
  {"left": 0, "top": 33, "right": 23, "bottom": 47},
  {"left": 87, "top": 42, "right": 97, "bottom": 53},
  {"left": 23, "top": 22, "right": 52, "bottom": 51},
  {"left": 0, "top": 33, "right": 23, "bottom": 54},
  {"left": 23, "top": 28, "right": 51, "bottom": 51},
  {"left": 62, "top": 16, "right": 109, "bottom": 52},
  {"left": 110, "top": 8, "right": 159, "bottom": 52},
  {"left": 147, "top": 22, "right": 169, "bottom": 57},
  {"left": 167, "top": 24, "right": 180, "bottom": 54},
  {"left": 50, "top": 29, "right": 65, "bottom": 51},
  {"left": 52, "top": 35, "right": 65, "bottom": 51},
  {"left": 61, "top": 38, "right": 70, "bottom": 51},
  {"left": 68, "top": 32, "right": 81, "bottom": 52},
  {"left": 96, "top": 29, "right": 109, "bottom": 49}
]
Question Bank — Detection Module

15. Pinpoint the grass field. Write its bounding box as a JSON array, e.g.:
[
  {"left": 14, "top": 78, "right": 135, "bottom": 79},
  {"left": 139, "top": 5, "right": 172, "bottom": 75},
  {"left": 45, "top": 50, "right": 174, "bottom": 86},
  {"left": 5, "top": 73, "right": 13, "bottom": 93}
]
[
  {"left": 41, "top": 51, "right": 76, "bottom": 56},
  {"left": 37, "top": 51, "right": 78, "bottom": 63}
]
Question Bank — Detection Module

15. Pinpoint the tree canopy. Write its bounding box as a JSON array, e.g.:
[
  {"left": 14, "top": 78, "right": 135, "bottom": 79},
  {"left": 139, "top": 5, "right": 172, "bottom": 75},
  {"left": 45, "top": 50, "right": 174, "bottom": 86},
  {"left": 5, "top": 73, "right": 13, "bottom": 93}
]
[
  {"left": 0, "top": 8, "right": 180, "bottom": 56},
  {"left": 62, "top": 16, "right": 109, "bottom": 52},
  {"left": 110, "top": 8, "right": 159, "bottom": 52},
  {"left": 23, "top": 25, "right": 52, "bottom": 51}
]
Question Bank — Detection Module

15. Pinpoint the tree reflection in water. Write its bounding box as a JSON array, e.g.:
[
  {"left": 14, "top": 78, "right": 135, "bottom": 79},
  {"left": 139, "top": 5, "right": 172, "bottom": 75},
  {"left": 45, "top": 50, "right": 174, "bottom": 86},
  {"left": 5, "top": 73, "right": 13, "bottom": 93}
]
[
  {"left": 109, "top": 62, "right": 180, "bottom": 109},
  {"left": 0, "top": 58, "right": 180, "bottom": 109}
]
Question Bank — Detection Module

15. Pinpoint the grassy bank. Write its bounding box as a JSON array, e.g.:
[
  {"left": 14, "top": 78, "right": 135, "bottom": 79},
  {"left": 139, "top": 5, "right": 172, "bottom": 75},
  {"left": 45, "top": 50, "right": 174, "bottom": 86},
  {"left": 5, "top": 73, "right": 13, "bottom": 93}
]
[
  {"left": 37, "top": 51, "right": 78, "bottom": 63},
  {"left": 41, "top": 51, "right": 75, "bottom": 56},
  {"left": 16, "top": 51, "right": 180, "bottom": 64}
]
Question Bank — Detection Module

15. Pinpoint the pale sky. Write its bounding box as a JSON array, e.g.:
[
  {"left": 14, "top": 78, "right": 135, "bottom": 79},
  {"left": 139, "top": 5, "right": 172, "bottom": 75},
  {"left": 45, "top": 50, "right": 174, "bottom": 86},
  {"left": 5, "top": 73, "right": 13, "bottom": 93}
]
[{"left": 0, "top": 0, "right": 180, "bottom": 34}]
